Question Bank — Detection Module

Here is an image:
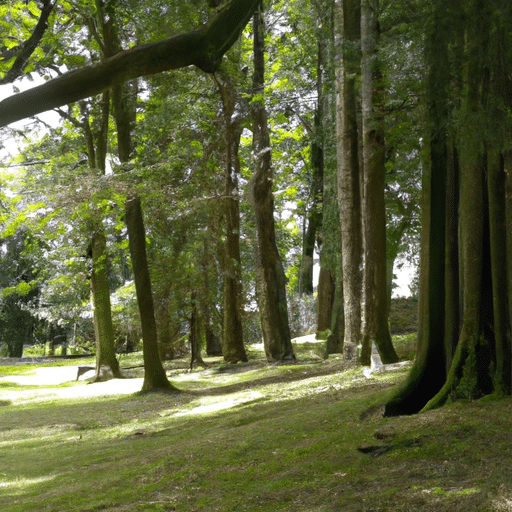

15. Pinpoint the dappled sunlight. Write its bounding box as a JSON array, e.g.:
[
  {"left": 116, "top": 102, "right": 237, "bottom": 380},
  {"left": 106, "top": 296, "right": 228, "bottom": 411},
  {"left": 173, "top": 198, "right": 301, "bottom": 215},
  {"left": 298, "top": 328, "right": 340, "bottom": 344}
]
[
  {"left": 492, "top": 496, "right": 512, "bottom": 511},
  {"left": 173, "top": 390, "right": 264, "bottom": 417},
  {"left": 0, "top": 364, "right": 150, "bottom": 406},
  {"left": 0, "top": 475, "right": 58, "bottom": 492}
]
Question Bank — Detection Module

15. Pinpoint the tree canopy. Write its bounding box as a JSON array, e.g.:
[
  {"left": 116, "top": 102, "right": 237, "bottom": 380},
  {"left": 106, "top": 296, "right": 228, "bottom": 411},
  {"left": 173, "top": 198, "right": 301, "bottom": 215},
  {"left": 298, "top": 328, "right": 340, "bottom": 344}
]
[{"left": 1, "top": 0, "right": 511, "bottom": 412}]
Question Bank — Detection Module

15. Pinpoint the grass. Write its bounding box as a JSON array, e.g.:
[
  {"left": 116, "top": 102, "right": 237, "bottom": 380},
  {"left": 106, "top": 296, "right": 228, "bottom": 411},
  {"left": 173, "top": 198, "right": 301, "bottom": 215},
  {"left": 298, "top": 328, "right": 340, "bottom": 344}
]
[{"left": 0, "top": 339, "right": 511, "bottom": 512}]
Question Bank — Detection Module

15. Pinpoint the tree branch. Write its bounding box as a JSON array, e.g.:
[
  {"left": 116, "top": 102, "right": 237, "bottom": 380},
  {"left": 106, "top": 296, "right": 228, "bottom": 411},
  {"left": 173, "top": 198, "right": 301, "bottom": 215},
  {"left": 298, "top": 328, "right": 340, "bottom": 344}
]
[
  {"left": 0, "top": 0, "right": 57, "bottom": 85},
  {"left": 0, "top": 0, "right": 260, "bottom": 127}
]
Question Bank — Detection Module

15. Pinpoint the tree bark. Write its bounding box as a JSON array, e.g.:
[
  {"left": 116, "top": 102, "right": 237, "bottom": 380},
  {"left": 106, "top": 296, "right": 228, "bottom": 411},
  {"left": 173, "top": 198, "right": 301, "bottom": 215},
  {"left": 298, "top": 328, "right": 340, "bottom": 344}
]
[
  {"left": 299, "top": 95, "right": 324, "bottom": 296},
  {"left": 385, "top": 0, "right": 450, "bottom": 415},
  {"left": 335, "top": 0, "right": 363, "bottom": 360},
  {"left": 215, "top": 74, "right": 248, "bottom": 364},
  {"left": 98, "top": 1, "right": 175, "bottom": 391},
  {"left": 325, "top": 280, "right": 344, "bottom": 356},
  {"left": 360, "top": 0, "right": 398, "bottom": 365},
  {"left": 79, "top": 89, "right": 120, "bottom": 379},
  {"left": 90, "top": 230, "right": 121, "bottom": 380},
  {"left": 125, "top": 197, "right": 176, "bottom": 392},
  {"left": 317, "top": 267, "right": 335, "bottom": 333},
  {"left": 314, "top": 0, "right": 342, "bottom": 353},
  {"left": 0, "top": 0, "right": 262, "bottom": 127},
  {"left": 189, "top": 294, "right": 208, "bottom": 370},
  {"left": 251, "top": 7, "right": 295, "bottom": 362}
]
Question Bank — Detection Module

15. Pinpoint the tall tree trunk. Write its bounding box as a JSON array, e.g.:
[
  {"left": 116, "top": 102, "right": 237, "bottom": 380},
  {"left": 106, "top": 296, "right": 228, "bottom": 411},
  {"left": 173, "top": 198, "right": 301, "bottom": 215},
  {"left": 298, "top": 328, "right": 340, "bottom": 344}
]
[
  {"left": 487, "top": 148, "right": 510, "bottom": 396},
  {"left": 314, "top": 0, "right": 343, "bottom": 352},
  {"left": 490, "top": 12, "right": 512, "bottom": 395},
  {"left": 325, "top": 280, "right": 344, "bottom": 356},
  {"left": 360, "top": 0, "right": 398, "bottom": 365},
  {"left": 96, "top": 0, "right": 174, "bottom": 391},
  {"left": 125, "top": 197, "right": 176, "bottom": 391},
  {"left": 215, "top": 74, "right": 248, "bottom": 363},
  {"left": 335, "top": 0, "right": 363, "bottom": 360},
  {"left": 444, "top": 141, "right": 460, "bottom": 372},
  {"left": 385, "top": 0, "right": 450, "bottom": 415},
  {"left": 90, "top": 230, "right": 121, "bottom": 379},
  {"left": 299, "top": 110, "right": 324, "bottom": 296},
  {"left": 251, "top": 7, "right": 295, "bottom": 362},
  {"left": 156, "top": 286, "right": 175, "bottom": 361},
  {"left": 80, "top": 87, "right": 120, "bottom": 379},
  {"left": 422, "top": 5, "right": 504, "bottom": 409},
  {"left": 504, "top": 151, "right": 512, "bottom": 394}
]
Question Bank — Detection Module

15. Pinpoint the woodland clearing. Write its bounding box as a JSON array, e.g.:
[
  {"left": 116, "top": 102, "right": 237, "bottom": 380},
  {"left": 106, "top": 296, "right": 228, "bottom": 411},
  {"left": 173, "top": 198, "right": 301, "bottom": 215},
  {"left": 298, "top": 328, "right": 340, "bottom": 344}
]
[{"left": 0, "top": 337, "right": 511, "bottom": 512}]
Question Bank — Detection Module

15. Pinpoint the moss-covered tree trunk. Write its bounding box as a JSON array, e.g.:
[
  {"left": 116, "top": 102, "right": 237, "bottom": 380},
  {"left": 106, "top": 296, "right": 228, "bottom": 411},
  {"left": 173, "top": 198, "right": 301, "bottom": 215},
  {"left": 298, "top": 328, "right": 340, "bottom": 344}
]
[
  {"left": 385, "top": 0, "right": 450, "bottom": 415},
  {"left": 335, "top": 0, "right": 363, "bottom": 360},
  {"left": 314, "top": 0, "right": 343, "bottom": 353},
  {"left": 125, "top": 197, "right": 176, "bottom": 392},
  {"left": 299, "top": 91, "right": 324, "bottom": 296},
  {"left": 317, "top": 267, "right": 335, "bottom": 333},
  {"left": 90, "top": 230, "right": 121, "bottom": 380},
  {"left": 79, "top": 83, "right": 120, "bottom": 380},
  {"left": 251, "top": 7, "right": 295, "bottom": 362},
  {"left": 388, "top": 0, "right": 512, "bottom": 415},
  {"left": 216, "top": 74, "right": 248, "bottom": 364},
  {"left": 360, "top": 0, "right": 398, "bottom": 365}
]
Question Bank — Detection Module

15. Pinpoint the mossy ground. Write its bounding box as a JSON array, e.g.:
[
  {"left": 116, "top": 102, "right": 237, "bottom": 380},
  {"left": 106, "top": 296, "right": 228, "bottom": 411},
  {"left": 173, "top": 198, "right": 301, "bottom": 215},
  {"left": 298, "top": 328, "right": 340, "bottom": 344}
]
[{"left": 0, "top": 337, "right": 511, "bottom": 512}]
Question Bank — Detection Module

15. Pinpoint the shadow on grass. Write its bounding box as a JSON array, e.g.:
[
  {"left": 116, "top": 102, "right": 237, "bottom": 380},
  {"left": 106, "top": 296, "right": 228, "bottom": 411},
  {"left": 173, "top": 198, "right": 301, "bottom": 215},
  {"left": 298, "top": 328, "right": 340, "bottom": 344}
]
[{"left": 184, "top": 360, "right": 352, "bottom": 397}]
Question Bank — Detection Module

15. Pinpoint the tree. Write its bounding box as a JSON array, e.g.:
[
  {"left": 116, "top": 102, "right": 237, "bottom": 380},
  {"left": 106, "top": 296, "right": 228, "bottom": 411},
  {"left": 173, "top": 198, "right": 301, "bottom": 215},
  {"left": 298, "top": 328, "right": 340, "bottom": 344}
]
[
  {"left": 360, "top": 0, "right": 398, "bottom": 364},
  {"left": 95, "top": 0, "right": 175, "bottom": 392},
  {"left": 386, "top": 0, "right": 512, "bottom": 415},
  {"left": 0, "top": 0, "right": 56, "bottom": 84},
  {"left": 250, "top": 6, "right": 295, "bottom": 362},
  {"left": 215, "top": 70, "right": 248, "bottom": 363},
  {"left": 0, "top": 0, "right": 262, "bottom": 127},
  {"left": 0, "top": 230, "right": 39, "bottom": 357},
  {"left": 334, "top": 0, "right": 363, "bottom": 359}
]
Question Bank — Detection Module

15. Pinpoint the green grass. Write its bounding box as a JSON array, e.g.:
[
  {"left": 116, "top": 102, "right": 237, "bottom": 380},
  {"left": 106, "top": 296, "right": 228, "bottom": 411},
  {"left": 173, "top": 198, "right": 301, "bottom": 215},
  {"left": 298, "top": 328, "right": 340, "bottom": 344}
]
[{"left": 0, "top": 343, "right": 511, "bottom": 511}]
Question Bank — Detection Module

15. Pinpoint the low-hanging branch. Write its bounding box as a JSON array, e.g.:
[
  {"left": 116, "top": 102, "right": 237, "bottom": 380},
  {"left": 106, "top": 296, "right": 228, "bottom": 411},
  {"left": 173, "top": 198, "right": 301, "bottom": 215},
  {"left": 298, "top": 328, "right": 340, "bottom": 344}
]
[{"left": 0, "top": 0, "right": 261, "bottom": 128}]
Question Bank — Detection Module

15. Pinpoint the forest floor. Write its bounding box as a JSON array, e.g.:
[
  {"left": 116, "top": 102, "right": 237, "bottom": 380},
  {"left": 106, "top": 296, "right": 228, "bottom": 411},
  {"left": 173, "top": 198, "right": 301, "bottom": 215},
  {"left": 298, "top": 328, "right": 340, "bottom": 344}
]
[{"left": 0, "top": 334, "right": 511, "bottom": 511}]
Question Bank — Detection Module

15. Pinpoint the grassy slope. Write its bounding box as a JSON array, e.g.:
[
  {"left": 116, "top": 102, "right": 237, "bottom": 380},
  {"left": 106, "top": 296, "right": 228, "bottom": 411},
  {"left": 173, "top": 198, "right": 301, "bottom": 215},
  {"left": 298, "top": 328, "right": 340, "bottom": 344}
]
[{"left": 0, "top": 344, "right": 511, "bottom": 512}]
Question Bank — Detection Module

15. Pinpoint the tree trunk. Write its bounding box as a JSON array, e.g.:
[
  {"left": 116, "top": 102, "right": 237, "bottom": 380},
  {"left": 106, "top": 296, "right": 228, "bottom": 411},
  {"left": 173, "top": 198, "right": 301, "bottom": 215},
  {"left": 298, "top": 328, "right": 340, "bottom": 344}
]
[
  {"left": 90, "top": 230, "right": 122, "bottom": 380},
  {"left": 422, "top": 9, "right": 502, "bottom": 409},
  {"left": 387, "top": 0, "right": 512, "bottom": 414},
  {"left": 314, "top": 0, "right": 342, "bottom": 352},
  {"left": 444, "top": 142, "right": 460, "bottom": 372},
  {"left": 299, "top": 110, "right": 324, "bottom": 296},
  {"left": 81, "top": 86, "right": 120, "bottom": 379},
  {"left": 97, "top": 1, "right": 175, "bottom": 391},
  {"left": 189, "top": 295, "right": 208, "bottom": 370},
  {"left": 125, "top": 197, "right": 176, "bottom": 392},
  {"left": 487, "top": 148, "right": 510, "bottom": 396},
  {"left": 360, "top": 0, "right": 398, "bottom": 365},
  {"left": 325, "top": 280, "right": 344, "bottom": 356},
  {"left": 335, "top": 0, "right": 363, "bottom": 360},
  {"left": 215, "top": 74, "right": 248, "bottom": 364},
  {"left": 317, "top": 267, "right": 335, "bottom": 333},
  {"left": 156, "top": 286, "right": 175, "bottom": 361},
  {"left": 385, "top": 0, "right": 450, "bottom": 415},
  {"left": 251, "top": 7, "right": 295, "bottom": 362}
]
